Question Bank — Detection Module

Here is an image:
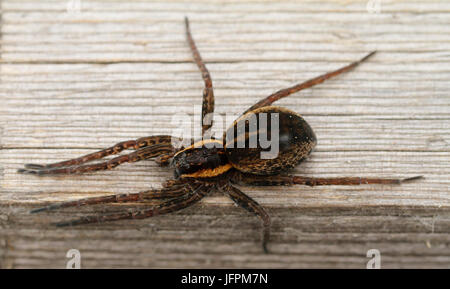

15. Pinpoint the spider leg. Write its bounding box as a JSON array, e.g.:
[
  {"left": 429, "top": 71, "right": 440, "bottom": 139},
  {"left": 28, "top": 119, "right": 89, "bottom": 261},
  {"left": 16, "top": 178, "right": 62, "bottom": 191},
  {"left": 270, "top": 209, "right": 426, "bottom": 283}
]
[
  {"left": 53, "top": 183, "right": 211, "bottom": 227},
  {"left": 30, "top": 179, "right": 191, "bottom": 213},
  {"left": 185, "top": 17, "right": 215, "bottom": 137},
  {"left": 219, "top": 182, "right": 271, "bottom": 254},
  {"left": 291, "top": 175, "right": 424, "bottom": 186},
  {"left": 18, "top": 144, "right": 174, "bottom": 175},
  {"left": 231, "top": 171, "right": 423, "bottom": 186},
  {"left": 154, "top": 152, "right": 175, "bottom": 167},
  {"left": 243, "top": 51, "right": 376, "bottom": 114},
  {"left": 22, "top": 135, "right": 174, "bottom": 170}
]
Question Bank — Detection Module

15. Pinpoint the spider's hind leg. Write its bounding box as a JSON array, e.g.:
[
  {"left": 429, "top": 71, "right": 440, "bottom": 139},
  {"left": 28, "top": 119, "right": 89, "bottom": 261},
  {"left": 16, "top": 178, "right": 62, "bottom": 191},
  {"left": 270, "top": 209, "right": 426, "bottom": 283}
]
[
  {"left": 244, "top": 51, "right": 376, "bottom": 114},
  {"left": 231, "top": 171, "right": 423, "bottom": 187}
]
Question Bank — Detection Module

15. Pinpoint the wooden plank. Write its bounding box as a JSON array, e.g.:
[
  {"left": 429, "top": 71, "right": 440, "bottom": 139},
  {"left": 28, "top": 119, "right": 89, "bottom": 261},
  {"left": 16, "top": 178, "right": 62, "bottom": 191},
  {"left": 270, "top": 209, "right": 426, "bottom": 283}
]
[{"left": 0, "top": 0, "right": 449, "bottom": 269}]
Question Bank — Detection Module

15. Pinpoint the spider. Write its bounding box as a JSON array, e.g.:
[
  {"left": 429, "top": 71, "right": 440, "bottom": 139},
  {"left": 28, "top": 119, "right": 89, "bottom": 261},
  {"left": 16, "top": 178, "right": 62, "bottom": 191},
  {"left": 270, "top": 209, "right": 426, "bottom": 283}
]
[{"left": 18, "top": 17, "right": 422, "bottom": 253}]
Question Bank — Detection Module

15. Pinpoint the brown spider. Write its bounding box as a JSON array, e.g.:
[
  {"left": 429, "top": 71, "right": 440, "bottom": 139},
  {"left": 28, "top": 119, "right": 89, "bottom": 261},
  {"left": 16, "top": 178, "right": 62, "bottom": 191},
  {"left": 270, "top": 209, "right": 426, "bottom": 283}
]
[{"left": 19, "top": 17, "right": 422, "bottom": 253}]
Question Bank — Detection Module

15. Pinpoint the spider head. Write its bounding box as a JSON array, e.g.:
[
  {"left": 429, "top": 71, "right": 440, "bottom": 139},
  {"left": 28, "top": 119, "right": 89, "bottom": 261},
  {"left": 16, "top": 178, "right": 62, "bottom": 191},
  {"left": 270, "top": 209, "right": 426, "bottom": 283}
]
[{"left": 172, "top": 139, "right": 232, "bottom": 179}]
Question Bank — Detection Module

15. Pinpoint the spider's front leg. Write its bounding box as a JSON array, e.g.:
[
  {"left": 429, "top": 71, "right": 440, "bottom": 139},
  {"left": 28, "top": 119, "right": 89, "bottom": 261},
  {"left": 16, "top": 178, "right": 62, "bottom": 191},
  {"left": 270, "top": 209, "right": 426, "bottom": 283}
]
[
  {"left": 52, "top": 182, "right": 212, "bottom": 227},
  {"left": 218, "top": 182, "right": 271, "bottom": 254},
  {"left": 18, "top": 135, "right": 183, "bottom": 175},
  {"left": 30, "top": 179, "right": 193, "bottom": 213}
]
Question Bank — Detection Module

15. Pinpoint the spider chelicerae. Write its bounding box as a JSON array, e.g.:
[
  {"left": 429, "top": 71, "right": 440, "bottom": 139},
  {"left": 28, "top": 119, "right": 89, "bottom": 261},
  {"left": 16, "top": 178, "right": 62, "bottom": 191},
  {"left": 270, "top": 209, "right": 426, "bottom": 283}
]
[{"left": 19, "top": 17, "right": 422, "bottom": 253}]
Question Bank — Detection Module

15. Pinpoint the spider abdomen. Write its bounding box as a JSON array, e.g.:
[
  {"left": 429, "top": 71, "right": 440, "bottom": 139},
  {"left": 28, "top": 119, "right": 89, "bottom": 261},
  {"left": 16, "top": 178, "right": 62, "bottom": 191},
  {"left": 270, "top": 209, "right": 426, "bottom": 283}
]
[{"left": 224, "top": 106, "right": 317, "bottom": 175}]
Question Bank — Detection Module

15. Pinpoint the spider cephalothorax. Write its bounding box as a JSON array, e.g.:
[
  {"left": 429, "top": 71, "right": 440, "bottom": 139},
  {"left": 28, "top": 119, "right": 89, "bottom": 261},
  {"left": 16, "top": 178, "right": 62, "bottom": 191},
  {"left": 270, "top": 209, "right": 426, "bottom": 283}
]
[
  {"left": 19, "top": 17, "right": 422, "bottom": 253},
  {"left": 172, "top": 139, "right": 231, "bottom": 179}
]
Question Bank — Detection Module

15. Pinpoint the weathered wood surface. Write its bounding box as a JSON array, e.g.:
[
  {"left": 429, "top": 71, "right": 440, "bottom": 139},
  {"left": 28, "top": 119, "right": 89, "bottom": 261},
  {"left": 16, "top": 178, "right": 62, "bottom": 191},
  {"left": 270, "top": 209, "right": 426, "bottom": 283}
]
[{"left": 0, "top": 0, "right": 449, "bottom": 269}]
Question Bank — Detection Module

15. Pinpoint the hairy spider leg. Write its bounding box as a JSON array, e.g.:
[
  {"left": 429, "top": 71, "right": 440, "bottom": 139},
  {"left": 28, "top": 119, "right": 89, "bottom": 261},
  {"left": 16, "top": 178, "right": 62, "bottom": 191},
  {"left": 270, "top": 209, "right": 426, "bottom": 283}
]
[
  {"left": 244, "top": 51, "right": 377, "bottom": 114},
  {"left": 155, "top": 152, "right": 175, "bottom": 167},
  {"left": 53, "top": 183, "right": 211, "bottom": 227},
  {"left": 21, "top": 135, "right": 174, "bottom": 170},
  {"left": 219, "top": 183, "right": 271, "bottom": 253},
  {"left": 231, "top": 172, "right": 424, "bottom": 187},
  {"left": 30, "top": 180, "right": 192, "bottom": 213},
  {"left": 18, "top": 144, "right": 174, "bottom": 175},
  {"left": 185, "top": 17, "right": 215, "bottom": 136}
]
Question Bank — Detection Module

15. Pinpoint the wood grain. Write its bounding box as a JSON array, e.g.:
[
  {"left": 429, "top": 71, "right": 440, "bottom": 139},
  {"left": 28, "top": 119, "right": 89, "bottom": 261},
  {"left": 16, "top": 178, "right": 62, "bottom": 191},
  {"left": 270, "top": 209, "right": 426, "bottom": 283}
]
[{"left": 0, "top": 0, "right": 449, "bottom": 268}]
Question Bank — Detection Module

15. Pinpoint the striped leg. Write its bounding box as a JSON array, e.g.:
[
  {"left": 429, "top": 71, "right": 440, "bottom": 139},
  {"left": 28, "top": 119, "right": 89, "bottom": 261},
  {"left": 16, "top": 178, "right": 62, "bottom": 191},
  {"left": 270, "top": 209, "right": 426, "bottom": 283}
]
[
  {"left": 231, "top": 171, "right": 423, "bottom": 187},
  {"left": 20, "top": 135, "right": 174, "bottom": 170},
  {"left": 154, "top": 152, "right": 175, "bottom": 167},
  {"left": 30, "top": 179, "right": 192, "bottom": 213},
  {"left": 53, "top": 183, "right": 211, "bottom": 227},
  {"left": 243, "top": 51, "right": 376, "bottom": 114},
  {"left": 18, "top": 144, "right": 174, "bottom": 175},
  {"left": 185, "top": 17, "right": 215, "bottom": 136},
  {"left": 219, "top": 183, "right": 271, "bottom": 253}
]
